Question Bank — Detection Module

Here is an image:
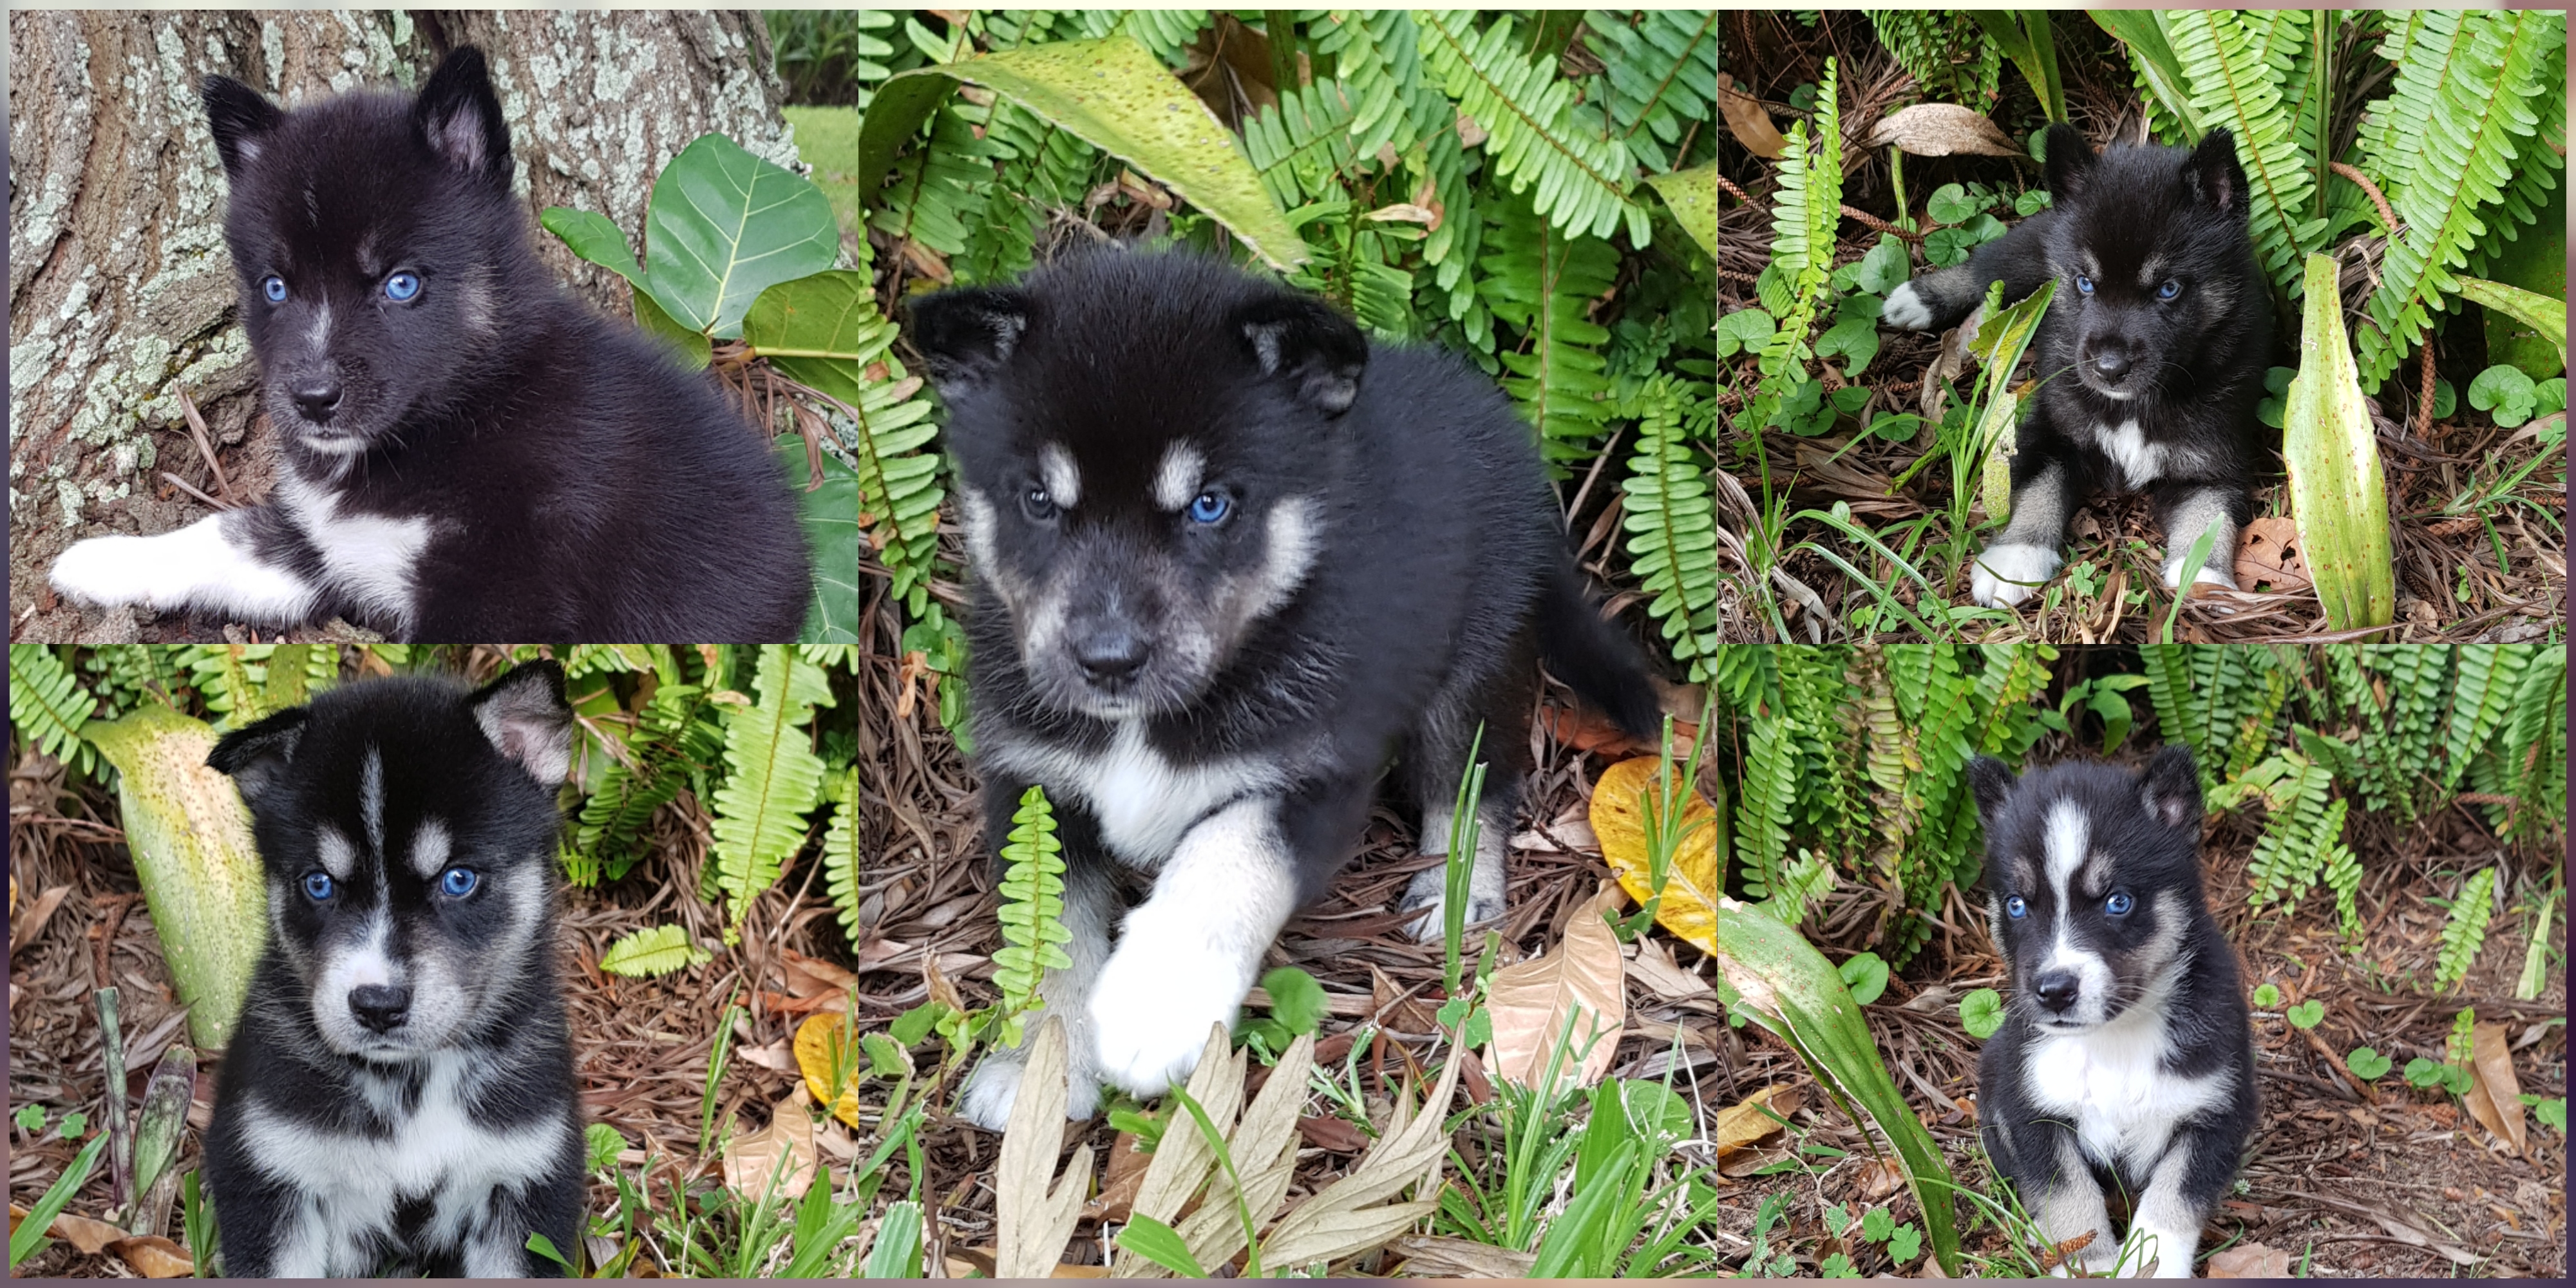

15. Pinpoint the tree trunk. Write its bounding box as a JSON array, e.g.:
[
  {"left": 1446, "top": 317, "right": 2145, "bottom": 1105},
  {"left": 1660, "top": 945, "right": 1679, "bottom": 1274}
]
[{"left": 8, "top": 8, "right": 799, "bottom": 641}]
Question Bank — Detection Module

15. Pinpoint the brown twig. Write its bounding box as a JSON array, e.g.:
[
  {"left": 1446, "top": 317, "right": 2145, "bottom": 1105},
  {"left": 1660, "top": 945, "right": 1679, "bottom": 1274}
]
[
  {"left": 1840, "top": 204, "right": 1921, "bottom": 242},
  {"left": 176, "top": 388, "right": 232, "bottom": 503},
  {"left": 1718, "top": 175, "right": 1754, "bottom": 205}
]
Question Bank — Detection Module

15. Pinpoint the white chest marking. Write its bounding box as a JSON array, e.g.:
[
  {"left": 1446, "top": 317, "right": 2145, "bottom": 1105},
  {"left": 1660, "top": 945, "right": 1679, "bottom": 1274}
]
[
  {"left": 2026, "top": 1006, "right": 2231, "bottom": 1173},
  {"left": 278, "top": 473, "right": 431, "bottom": 631},
  {"left": 2090, "top": 420, "right": 2166, "bottom": 489},
  {"left": 237, "top": 1054, "right": 566, "bottom": 1275},
  {"left": 991, "top": 723, "right": 1280, "bottom": 866}
]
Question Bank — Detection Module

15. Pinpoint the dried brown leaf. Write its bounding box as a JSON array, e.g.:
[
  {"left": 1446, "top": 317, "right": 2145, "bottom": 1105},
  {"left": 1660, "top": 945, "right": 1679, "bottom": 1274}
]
[
  {"left": 1259, "top": 1048, "right": 1463, "bottom": 1268},
  {"left": 1482, "top": 881, "right": 1627, "bottom": 1090},
  {"left": 1392, "top": 1233, "right": 1537, "bottom": 1278},
  {"left": 1867, "top": 104, "right": 2022, "bottom": 157},
  {"left": 106, "top": 1235, "right": 194, "bottom": 1278},
  {"left": 50, "top": 1213, "right": 127, "bottom": 1255},
  {"left": 720, "top": 1094, "right": 817, "bottom": 1202},
  {"left": 1711, "top": 1084, "right": 1801, "bottom": 1160},
  {"left": 1718, "top": 74, "right": 1785, "bottom": 160},
  {"left": 996, "top": 1016, "right": 1095, "bottom": 1280},
  {"left": 2205, "top": 1243, "right": 2293, "bottom": 1278},
  {"left": 2234, "top": 516, "right": 2312, "bottom": 592},
  {"left": 2461, "top": 1021, "right": 2527, "bottom": 1155}
]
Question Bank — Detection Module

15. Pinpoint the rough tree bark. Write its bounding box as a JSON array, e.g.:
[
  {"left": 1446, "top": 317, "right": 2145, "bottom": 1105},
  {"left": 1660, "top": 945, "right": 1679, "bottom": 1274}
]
[{"left": 8, "top": 8, "right": 802, "bottom": 641}]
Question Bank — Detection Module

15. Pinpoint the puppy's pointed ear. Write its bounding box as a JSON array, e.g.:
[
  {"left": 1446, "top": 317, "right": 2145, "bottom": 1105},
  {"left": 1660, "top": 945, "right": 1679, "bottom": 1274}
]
[
  {"left": 907, "top": 287, "right": 1032, "bottom": 393},
  {"left": 1235, "top": 294, "right": 1367, "bottom": 415},
  {"left": 466, "top": 660, "right": 574, "bottom": 788},
  {"left": 2183, "top": 128, "right": 2245, "bottom": 215},
  {"left": 202, "top": 76, "right": 285, "bottom": 179},
  {"left": 412, "top": 46, "right": 513, "bottom": 189},
  {"left": 2139, "top": 743, "right": 2202, "bottom": 831},
  {"left": 2040, "top": 123, "right": 2099, "bottom": 203},
  {"left": 1967, "top": 755, "right": 2018, "bottom": 824},
  {"left": 208, "top": 706, "right": 310, "bottom": 810}
]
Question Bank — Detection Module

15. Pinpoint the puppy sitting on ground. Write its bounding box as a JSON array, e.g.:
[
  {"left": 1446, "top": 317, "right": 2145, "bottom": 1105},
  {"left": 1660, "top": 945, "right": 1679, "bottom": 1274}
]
[
  {"left": 911, "top": 251, "right": 1664, "bottom": 1128},
  {"left": 1969, "top": 744, "right": 2258, "bottom": 1278},
  {"left": 202, "top": 661, "right": 584, "bottom": 1277}
]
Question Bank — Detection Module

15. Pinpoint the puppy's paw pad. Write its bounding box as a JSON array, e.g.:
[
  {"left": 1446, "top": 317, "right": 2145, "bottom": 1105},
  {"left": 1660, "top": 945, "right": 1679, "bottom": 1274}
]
[
  {"left": 1880, "top": 282, "right": 1935, "bottom": 330},
  {"left": 1970, "top": 543, "right": 2062, "bottom": 607}
]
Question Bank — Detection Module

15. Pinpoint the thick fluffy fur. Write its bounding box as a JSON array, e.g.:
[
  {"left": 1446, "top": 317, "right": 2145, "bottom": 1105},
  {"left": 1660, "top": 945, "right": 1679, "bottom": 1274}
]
[
  {"left": 913, "top": 251, "right": 1663, "bottom": 1127},
  {"left": 1882, "top": 124, "right": 2273, "bottom": 608},
  {"left": 1969, "top": 746, "right": 2258, "bottom": 1278},
  {"left": 48, "top": 48, "right": 810, "bottom": 640},
  {"left": 202, "top": 662, "right": 583, "bottom": 1277}
]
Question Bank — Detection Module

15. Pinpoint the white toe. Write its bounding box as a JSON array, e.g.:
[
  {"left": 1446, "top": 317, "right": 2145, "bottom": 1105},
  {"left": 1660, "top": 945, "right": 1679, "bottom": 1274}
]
[
  {"left": 1087, "top": 928, "right": 1250, "bottom": 1099},
  {"left": 1880, "top": 282, "right": 1935, "bottom": 330},
  {"left": 1970, "top": 542, "right": 2062, "bottom": 607}
]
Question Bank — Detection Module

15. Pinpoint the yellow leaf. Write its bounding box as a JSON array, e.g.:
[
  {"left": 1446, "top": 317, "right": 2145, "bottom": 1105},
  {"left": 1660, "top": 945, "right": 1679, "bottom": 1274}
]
[
  {"left": 1589, "top": 757, "right": 1724, "bottom": 954},
  {"left": 794, "top": 1012, "right": 872, "bottom": 1128}
]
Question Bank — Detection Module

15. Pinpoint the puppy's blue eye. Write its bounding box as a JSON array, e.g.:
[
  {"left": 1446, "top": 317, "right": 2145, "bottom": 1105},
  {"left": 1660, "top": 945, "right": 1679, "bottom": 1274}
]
[
  {"left": 1187, "top": 492, "right": 1231, "bottom": 525},
  {"left": 301, "top": 872, "right": 334, "bottom": 901},
  {"left": 2157, "top": 279, "right": 2181, "bottom": 301},
  {"left": 2005, "top": 895, "right": 2028, "bottom": 919},
  {"left": 439, "top": 867, "right": 479, "bottom": 897},
  {"left": 2074, "top": 274, "right": 2094, "bottom": 296},
  {"left": 262, "top": 276, "right": 288, "bottom": 303},
  {"left": 384, "top": 272, "right": 421, "bottom": 302},
  {"left": 2105, "top": 891, "right": 2133, "bottom": 916}
]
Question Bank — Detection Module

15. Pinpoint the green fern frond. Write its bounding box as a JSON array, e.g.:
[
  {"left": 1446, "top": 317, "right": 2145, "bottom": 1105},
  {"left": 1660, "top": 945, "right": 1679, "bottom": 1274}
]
[
  {"left": 1870, "top": 10, "right": 2002, "bottom": 109},
  {"left": 1243, "top": 80, "right": 1363, "bottom": 209},
  {"left": 1618, "top": 377, "right": 1724, "bottom": 681},
  {"left": 818, "top": 308, "right": 947, "bottom": 618},
  {"left": 2354, "top": 8, "right": 2565, "bottom": 392},
  {"left": 990, "top": 785, "right": 1075, "bottom": 1035},
  {"left": 1734, "top": 715, "right": 1798, "bottom": 902},
  {"left": 567, "top": 682, "right": 718, "bottom": 887},
  {"left": 1579, "top": 10, "right": 1719, "bottom": 174},
  {"left": 820, "top": 766, "right": 868, "bottom": 948},
  {"left": 564, "top": 644, "right": 659, "bottom": 680},
  {"left": 2322, "top": 828, "right": 2363, "bottom": 946},
  {"left": 1112, "top": 9, "right": 1208, "bottom": 64},
  {"left": 960, "top": 99, "right": 1102, "bottom": 285},
  {"left": 2447, "top": 1005, "right": 2477, "bottom": 1066},
  {"left": 599, "top": 924, "right": 711, "bottom": 979},
  {"left": 8, "top": 645, "right": 99, "bottom": 777},
  {"left": 2443, "top": 644, "right": 2529, "bottom": 790},
  {"left": 708, "top": 647, "right": 835, "bottom": 940},
  {"left": 2163, "top": 10, "right": 2317, "bottom": 292},
  {"left": 1479, "top": 194, "right": 1619, "bottom": 461},
  {"left": 1417, "top": 10, "right": 1646, "bottom": 245},
  {"left": 1746, "top": 59, "right": 1839, "bottom": 432},
  {"left": 2434, "top": 867, "right": 2497, "bottom": 992},
  {"left": 871, "top": 104, "right": 996, "bottom": 261}
]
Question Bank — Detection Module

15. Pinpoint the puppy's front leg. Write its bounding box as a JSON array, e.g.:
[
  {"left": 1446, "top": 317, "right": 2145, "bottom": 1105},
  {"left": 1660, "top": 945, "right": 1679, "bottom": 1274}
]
[
  {"left": 2009, "top": 1128, "right": 2121, "bottom": 1277},
  {"left": 48, "top": 506, "right": 322, "bottom": 623},
  {"left": 460, "top": 1174, "right": 580, "bottom": 1278},
  {"left": 1972, "top": 439, "right": 2080, "bottom": 609},
  {"left": 2150, "top": 481, "right": 2246, "bottom": 593},
  {"left": 2122, "top": 1132, "right": 2229, "bottom": 1278},
  {"left": 1088, "top": 795, "right": 1304, "bottom": 1099}
]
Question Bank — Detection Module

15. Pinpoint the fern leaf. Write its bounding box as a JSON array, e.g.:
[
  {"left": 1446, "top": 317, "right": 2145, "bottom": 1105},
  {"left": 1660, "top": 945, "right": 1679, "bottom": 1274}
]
[
  {"left": 2245, "top": 755, "right": 2335, "bottom": 913},
  {"left": 1243, "top": 80, "right": 1362, "bottom": 209},
  {"left": 8, "top": 644, "right": 98, "bottom": 775},
  {"left": 1579, "top": 10, "right": 1719, "bottom": 173},
  {"left": 1417, "top": 10, "right": 1646, "bottom": 245},
  {"left": 990, "top": 785, "right": 1075, "bottom": 1022},
  {"left": 1871, "top": 10, "right": 2002, "bottom": 110},
  {"left": 1618, "top": 377, "right": 1723, "bottom": 681},
  {"left": 2321, "top": 825, "right": 2363, "bottom": 947},
  {"left": 2443, "top": 644, "right": 2528, "bottom": 789},
  {"left": 1479, "top": 194, "right": 1620, "bottom": 460},
  {"left": 567, "top": 681, "right": 717, "bottom": 887},
  {"left": 599, "top": 924, "right": 712, "bottom": 978},
  {"left": 1746, "top": 59, "right": 1839, "bottom": 433},
  {"left": 2354, "top": 8, "right": 2565, "bottom": 391},
  {"left": 708, "top": 646, "right": 835, "bottom": 939},
  {"left": 1113, "top": 9, "right": 1208, "bottom": 64},
  {"left": 820, "top": 767, "right": 868, "bottom": 949},
  {"left": 871, "top": 104, "right": 995, "bottom": 261},
  {"left": 960, "top": 99, "right": 1102, "bottom": 285},
  {"left": 2163, "top": 9, "right": 2317, "bottom": 292},
  {"left": 2434, "top": 867, "right": 2497, "bottom": 992},
  {"left": 1734, "top": 715, "right": 1797, "bottom": 902}
]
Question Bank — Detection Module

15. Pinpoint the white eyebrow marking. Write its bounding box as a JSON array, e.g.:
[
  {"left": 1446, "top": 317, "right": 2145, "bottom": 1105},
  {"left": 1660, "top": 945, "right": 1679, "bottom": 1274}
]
[
  {"left": 317, "top": 826, "right": 357, "bottom": 880},
  {"left": 409, "top": 819, "right": 450, "bottom": 879},
  {"left": 1153, "top": 442, "right": 1204, "bottom": 511},
  {"left": 1039, "top": 444, "right": 1080, "bottom": 508}
]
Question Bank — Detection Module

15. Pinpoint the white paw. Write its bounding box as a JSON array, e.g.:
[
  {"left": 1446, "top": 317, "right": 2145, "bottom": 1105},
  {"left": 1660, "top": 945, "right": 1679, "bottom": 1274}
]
[
  {"left": 1971, "top": 542, "right": 2063, "bottom": 607},
  {"left": 2121, "top": 1226, "right": 2197, "bottom": 1279},
  {"left": 958, "top": 1041, "right": 1101, "bottom": 1131},
  {"left": 2161, "top": 552, "right": 2239, "bottom": 591},
  {"left": 1398, "top": 863, "right": 1504, "bottom": 943},
  {"left": 50, "top": 535, "right": 173, "bottom": 609},
  {"left": 1087, "top": 922, "right": 1254, "bottom": 1099},
  {"left": 1881, "top": 281, "right": 1935, "bottom": 330}
]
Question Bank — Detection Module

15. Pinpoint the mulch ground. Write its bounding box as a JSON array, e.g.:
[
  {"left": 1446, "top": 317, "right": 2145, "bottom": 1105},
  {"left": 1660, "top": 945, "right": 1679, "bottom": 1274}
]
[{"left": 9, "top": 625, "right": 2564, "bottom": 1277}]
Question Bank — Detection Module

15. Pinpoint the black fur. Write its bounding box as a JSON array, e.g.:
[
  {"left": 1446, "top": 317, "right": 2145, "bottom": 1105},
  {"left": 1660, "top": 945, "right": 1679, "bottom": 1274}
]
[
  {"left": 1969, "top": 745, "right": 2259, "bottom": 1276},
  {"left": 913, "top": 251, "right": 1663, "bottom": 1122},
  {"left": 193, "top": 46, "right": 809, "bottom": 639},
  {"left": 202, "top": 662, "right": 583, "bottom": 1277},
  {"left": 1885, "top": 124, "right": 2273, "bottom": 605}
]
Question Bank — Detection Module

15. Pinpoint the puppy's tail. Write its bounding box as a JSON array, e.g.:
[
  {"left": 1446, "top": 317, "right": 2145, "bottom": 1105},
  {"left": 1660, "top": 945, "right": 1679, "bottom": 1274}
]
[{"left": 1537, "top": 558, "right": 1667, "bottom": 743}]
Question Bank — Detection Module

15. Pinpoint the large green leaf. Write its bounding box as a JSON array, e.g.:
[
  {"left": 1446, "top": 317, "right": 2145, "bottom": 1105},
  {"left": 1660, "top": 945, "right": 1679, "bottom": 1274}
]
[
  {"left": 2283, "top": 252, "right": 2396, "bottom": 630},
  {"left": 1646, "top": 164, "right": 1718, "bottom": 262},
  {"left": 2459, "top": 274, "right": 2568, "bottom": 375},
  {"left": 84, "top": 704, "right": 267, "bottom": 1048},
  {"left": 857, "top": 36, "right": 1304, "bottom": 269},
  {"left": 1710, "top": 897, "right": 1961, "bottom": 1276},
  {"left": 782, "top": 439, "right": 861, "bottom": 645},
  {"left": 643, "top": 133, "right": 842, "bottom": 339},
  {"left": 539, "top": 207, "right": 649, "bottom": 289}
]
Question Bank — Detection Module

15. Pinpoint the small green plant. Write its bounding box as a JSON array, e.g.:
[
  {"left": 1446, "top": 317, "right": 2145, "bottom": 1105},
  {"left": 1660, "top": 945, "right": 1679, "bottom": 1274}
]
[
  {"left": 1837, "top": 952, "right": 1890, "bottom": 1006},
  {"left": 990, "top": 785, "right": 1074, "bottom": 1048},
  {"left": 1238, "top": 966, "right": 1327, "bottom": 1057},
  {"left": 2252, "top": 983, "right": 2282, "bottom": 1007},
  {"left": 2285, "top": 999, "right": 2324, "bottom": 1030},
  {"left": 1960, "top": 987, "right": 2006, "bottom": 1039},
  {"left": 2521, "top": 1094, "right": 2566, "bottom": 1134},
  {"left": 2345, "top": 1046, "right": 2392, "bottom": 1080}
]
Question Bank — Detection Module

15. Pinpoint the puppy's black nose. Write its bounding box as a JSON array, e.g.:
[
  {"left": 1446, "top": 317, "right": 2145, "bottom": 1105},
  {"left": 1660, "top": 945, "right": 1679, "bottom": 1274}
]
[
  {"left": 2090, "top": 351, "right": 2132, "bottom": 381},
  {"left": 292, "top": 378, "right": 344, "bottom": 422},
  {"left": 349, "top": 984, "right": 411, "bottom": 1032},
  {"left": 1074, "top": 629, "right": 1150, "bottom": 685},
  {"left": 2033, "top": 970, "right": 2081, "bottom": 1012}
]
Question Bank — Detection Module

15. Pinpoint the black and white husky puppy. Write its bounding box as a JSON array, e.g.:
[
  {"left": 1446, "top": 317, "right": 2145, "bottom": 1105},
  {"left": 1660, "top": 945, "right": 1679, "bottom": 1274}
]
[
  {"left": 1882, "top": 124, "right": 2272, "bottom": 609},
  {"left": 202, "top": 660, "right": 584, "bottom": 1277},
  {"left": 910, "top": 251, "right": 1663, "bottom": 1126},
  {"left": 46, "top": 47, "right": 811, "bottom": 640},
  {"left": 1968, "top": 745, "right": 2258, "bottom": 1278}
]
